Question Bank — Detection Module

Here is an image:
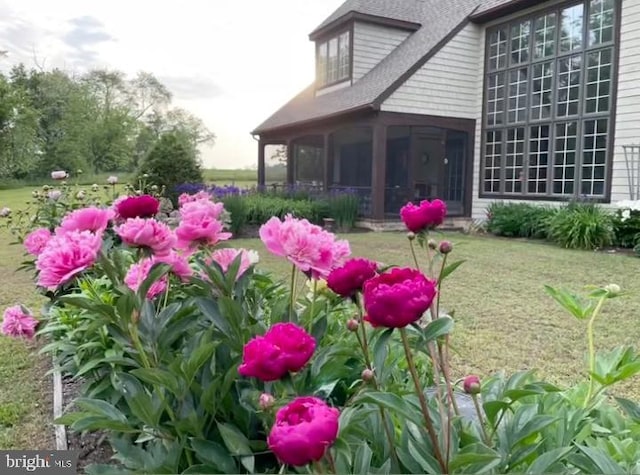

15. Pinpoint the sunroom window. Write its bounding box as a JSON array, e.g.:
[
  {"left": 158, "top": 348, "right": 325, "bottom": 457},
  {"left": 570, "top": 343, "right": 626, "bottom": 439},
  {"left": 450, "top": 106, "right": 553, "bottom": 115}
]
[
  {"left": 316, "top": 31, "right": 351, "bottom": 87},
  {"left": 482, "top": 0, "right": 616, "bottom": 199}
]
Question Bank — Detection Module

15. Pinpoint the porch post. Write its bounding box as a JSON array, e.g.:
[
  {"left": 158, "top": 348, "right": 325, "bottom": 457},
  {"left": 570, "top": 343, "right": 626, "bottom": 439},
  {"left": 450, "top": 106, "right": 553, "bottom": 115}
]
[
  {"left": 286, "top": 140, "right": 294, "bottom": 185},
  {"left": 257, "top": 140, "right": 266, "bottom": 187},
  {"left": 371, "top": 123, "right": 387, "bottom": 221},
  {"left": 323, "top": 133, "right": 330, "bottom": 192}
]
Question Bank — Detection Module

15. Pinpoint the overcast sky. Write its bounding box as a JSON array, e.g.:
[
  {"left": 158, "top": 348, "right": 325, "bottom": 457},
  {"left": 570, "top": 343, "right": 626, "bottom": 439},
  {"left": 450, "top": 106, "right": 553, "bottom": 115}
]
[{"left": 0, "top": 0, "right": 345, "bottom": 169}]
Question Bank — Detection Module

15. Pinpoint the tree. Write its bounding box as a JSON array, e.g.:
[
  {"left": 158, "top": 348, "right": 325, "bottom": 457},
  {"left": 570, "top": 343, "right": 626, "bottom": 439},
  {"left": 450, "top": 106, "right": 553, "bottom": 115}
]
[{"left": 137, "top": 131, "right": 203, "bottom": 202}]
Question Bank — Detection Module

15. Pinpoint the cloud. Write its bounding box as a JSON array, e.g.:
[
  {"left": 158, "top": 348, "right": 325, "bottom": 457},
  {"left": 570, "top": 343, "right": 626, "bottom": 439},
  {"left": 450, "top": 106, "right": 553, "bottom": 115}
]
[
  {"left": 159, "top": 75, "right": 223, "bottom": 100},
  {"left": 63, "top": 15, "right": 114, "bottom": 64}
]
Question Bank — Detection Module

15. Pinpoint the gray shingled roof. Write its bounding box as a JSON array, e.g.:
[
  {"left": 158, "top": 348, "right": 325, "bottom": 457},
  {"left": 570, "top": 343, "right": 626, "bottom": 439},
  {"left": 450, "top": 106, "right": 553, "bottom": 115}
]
[
  {"left": 310, "top": 0, "right": 426, "bottom": 38},
  {"left": 252, "top": 0, "right": 486, "bottom": 135},
  {"left": 473, "top": 0, "right": 522, "bottom": 16}
]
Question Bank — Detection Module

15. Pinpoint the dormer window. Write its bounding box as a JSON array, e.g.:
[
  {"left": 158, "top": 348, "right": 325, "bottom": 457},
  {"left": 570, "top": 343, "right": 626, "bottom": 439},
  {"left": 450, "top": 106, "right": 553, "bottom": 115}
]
[{"left": 317, "top": 30, "right": 350, "bottom": 87}]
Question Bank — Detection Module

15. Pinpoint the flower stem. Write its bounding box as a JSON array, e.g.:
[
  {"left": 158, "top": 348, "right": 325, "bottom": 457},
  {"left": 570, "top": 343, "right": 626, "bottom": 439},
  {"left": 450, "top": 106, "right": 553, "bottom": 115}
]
[
  {"left": 309, "top": 278, "right": 318, "bottom": 333},
  {"left": 409, "top": 239, "right": 421, "bottom": 270},
  {"left": 584, "top": 296, "right": 606, "bottom": 408},
  {"left": 399, "top": 328, "right": 447, "bottom": 473},
  {"left": 472, "top": 394, "right": 490, "bottom": 444},
  {"left": 325, "top": 450, "right": 337, "bottom": 474},
  {"left": 289, "top": 264, "right": 297, "bottom": 322}
]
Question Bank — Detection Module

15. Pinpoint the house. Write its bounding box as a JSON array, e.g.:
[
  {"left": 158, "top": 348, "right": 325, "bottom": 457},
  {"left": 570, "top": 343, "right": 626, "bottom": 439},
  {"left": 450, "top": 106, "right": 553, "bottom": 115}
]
[{"left": 251, "top": 0, "right": 637, "bottom": 226}]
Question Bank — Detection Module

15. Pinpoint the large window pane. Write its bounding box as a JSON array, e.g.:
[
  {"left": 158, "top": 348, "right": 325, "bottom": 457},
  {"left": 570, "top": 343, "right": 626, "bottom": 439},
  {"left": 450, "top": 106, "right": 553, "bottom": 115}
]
[
  {"left": 338, "top": 32, "right": 350, "bottom": 80},
  {"left": 557, "top": 55, "right": 581, "bottom": 117},
  {"left": 560, "top": 4, "right": 584, "bottom": 52},
  {"left": 589, "top": 0, "right": 615, "bottom": 45},
  {"left": 508, "top": 67, "right": 528, "bottom": 123},
  {"left": 505, "top": 128, "right": 524, "bottom": 193},
  {"left": 488, "top": 28, "right": 507, "bottom": 70},
  {"left": 528, "top": 125, "right": 549, "bottom": 194},
  {"left": 534, "top": 13, "right": 557, "bottom": 59},
  {"left": 585, "top": 48, "right": 612, "bottom": 113},
  {"left": 581, "top": 119, "right": 608, "bottom": 196},
  {"left": 484, "top": 131, "right": 502, "bottom": 193},
  {"left": 317, "top": 42, "right": 327, "bottom": 86},
  {"left": 487, "top": 73, "right": 505, "bottom": 126},
  {"left": 327, "top": 38, "right": 338, "bottom": 83},
  {"left": 553, "top": 122, "right": 578, "bottom": 195},
  {"left": 510, "top": 21, "right": 531, "bottom": 65},
  {"left": 531, "top": 62, "right": 553, "bottom": 121}
]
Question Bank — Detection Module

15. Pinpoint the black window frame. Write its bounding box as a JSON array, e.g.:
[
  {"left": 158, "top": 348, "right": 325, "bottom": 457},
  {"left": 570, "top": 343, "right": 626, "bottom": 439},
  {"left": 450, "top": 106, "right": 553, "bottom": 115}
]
[
  {"left": 480, "top": 0, "right": 620, "bottom": 202},
  {"left": 316, "top": 27, "right": 352, "bottom": 89}
]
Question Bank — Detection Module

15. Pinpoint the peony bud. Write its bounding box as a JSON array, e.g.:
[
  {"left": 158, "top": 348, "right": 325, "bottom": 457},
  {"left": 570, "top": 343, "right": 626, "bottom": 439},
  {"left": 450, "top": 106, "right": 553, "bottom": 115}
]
[
  {"left": 92, "top": 184, "right": 99, "bottom": 192},
  {"left": 347, "top": 319, "right": 360, "bottom": 332},
  {"left": 407, "top": 231, "right": 416, "bottom": 241},
  {"left": 438, "top": 240, "right": 453, "bottom": 254},
  {"left": 604, "top": 284, "right": 621, "bottom": 296},
  {"left": 0, "top": 207, "right": 11, "bottom": 217},
  {"left": 361, "top": 368, "right": 375, "bottom": 382},
  {"left": 463, "top": 375, "right": 481, "bottom": 394},
  {"left": 428, "top": 239, "right": 437, "bottom": 250},
  {"left": 259, "top": 393, "right": 275, "bottom": 410}
]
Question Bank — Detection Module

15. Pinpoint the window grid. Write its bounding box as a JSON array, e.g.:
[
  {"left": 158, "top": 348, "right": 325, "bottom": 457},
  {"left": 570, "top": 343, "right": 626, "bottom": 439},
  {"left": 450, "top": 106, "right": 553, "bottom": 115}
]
[
  {"left": 510, "top": 21, "right": 531, "bottom": 65},
  {"left": 487, "top": 73, "right": 505, "bottom": 126},
  {"left": 529, "top": 125, "right": 550, "bottom": 194},
  {"left": 489, "top": 29, "right": 508, "bottom": 70},
  {"left": 581, "top": 119, "right": 608, "bottom": 195},
  {"left": 484, "top": 131, "right": 503, "bottom": 193},
  {"left": 589, "top": 0, "right": 615, "bottom": 46},
  {"left": 316, "top": 31, "right": 351, "bottom": 87},
  {"left": 534, "top": 13, "right": 557, "bottom": 59},
  {"left": 482, "top": 0, "right": 616, "bottom": 199},
  {"left": 338, "top": 32, "right": 350, "bottom": 80},
  {"left": 505, "top": 128, "right": 525, "bottom": 193}
]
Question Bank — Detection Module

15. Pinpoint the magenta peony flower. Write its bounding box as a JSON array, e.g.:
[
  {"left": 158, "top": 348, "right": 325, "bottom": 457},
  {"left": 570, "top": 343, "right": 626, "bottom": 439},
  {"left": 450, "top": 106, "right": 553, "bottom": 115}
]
[
  {"left": 207, "top": 248, "right": 258, "bottom": 279},
  {"left": 2, "top": 305, "right": 38, "bottom": 339},
  {"left": 268, "top": 397, "right": 340, "bottom": 466},
  {"left": 400, "top": 199, "right": 447, "bottom": 233},
  {"left": 238, "top": 323, "right": 316, "bottom": 382},
  {"left": 175, "top": 200, "right": 231, "bottom": 249},
  {"left": 23, "top": 228, "right": 52, "bottom": 256},
  {"left": 115, "top": 195, "right": 160, "bottom": 220},
  {"left": 463, "top": 375, "right": 481, "bottom": 394},
  {"left": 58, "top": 207, "right": 114, "bottom": 235},
  {"left": 178, "top": 190, "right": 212, "bottom": 207},
  {"left": 363, "top": 268, "right": 437, "bottom": 328},
  {"left": 153, "top": 251, "right": 193, "bottom": 281},
  {"left": 36, "top": 230, "right": 103, "bottom": 289},
  {"left": 259, "top": 215, "right": 351, "bottom": 278},
  {"left": 115, "top": 218, "right": 176, "bottom": 256},
  {"left": 327, "top": 258, "right": 378, "bottom": 298},
  {"left": 124, "top": 258, "right": 168, "bottom": 299}
]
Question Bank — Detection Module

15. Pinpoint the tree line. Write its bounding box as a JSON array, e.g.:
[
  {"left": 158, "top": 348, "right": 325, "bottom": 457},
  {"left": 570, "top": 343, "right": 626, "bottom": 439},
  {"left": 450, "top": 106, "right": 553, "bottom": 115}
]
[{"left": 0, "top": 64, "right": 215, "bottom": 181}]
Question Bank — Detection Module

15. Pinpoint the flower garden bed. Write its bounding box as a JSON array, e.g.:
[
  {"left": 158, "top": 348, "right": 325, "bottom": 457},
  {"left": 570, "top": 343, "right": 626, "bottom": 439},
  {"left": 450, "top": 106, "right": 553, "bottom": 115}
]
[{"left": 2, "top": 181, "right": 640, "bottom": 473}]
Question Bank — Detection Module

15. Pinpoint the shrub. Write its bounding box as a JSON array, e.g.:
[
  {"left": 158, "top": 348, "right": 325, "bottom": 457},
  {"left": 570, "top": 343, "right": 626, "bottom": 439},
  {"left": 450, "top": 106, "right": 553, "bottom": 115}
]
[
  {"left": 612, "top": 201, "right": 640, "bottom": 248},
  {"left": 136, "top": 132, "right": 203, "bottom": 203},
  {"left": 327, "top": 191, "right": 360, "bottom": 231},
  {"left": 486, "top": 202, "right": 555, "bottom": 238},
  {"left": 222, "top": 194, "right": 248, "bottom": 235},
  {"left": 546, "top": 202, "right": 614, "bottom": 250}
]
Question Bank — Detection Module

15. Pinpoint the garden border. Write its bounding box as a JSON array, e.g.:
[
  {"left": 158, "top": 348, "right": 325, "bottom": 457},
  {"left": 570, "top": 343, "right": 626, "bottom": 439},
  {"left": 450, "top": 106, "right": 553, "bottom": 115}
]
[{"left": 52, "top": 366, "right": 67, "bottom": 450}]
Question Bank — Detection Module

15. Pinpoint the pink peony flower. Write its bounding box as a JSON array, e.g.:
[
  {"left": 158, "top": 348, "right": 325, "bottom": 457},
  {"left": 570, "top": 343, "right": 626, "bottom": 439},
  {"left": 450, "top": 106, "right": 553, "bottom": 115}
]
[
  {"left": 463, "top": 375, "right": 481, "bottom": 394},
  {"left": 23, "top": 228, "right": 52, "bottom": 256},
  {"left": 115, "top": 218, "right": 176, "bottom": 256},
  {"left": 58, "top": 207, "right": 114, "bottom": 235},
  {"left": 400, "top": 199, "right": 447, "bottom": 233},
  {"left": 259, "top": 215, "right": 351, "bottom": 278},
  {"left": 0, "top": 207, "right": 10, "bottom": 217},
  {"left": 107, "top": 175, "right": 118, "bottom": 185},
  {"left": 124, "top": 258, "right": 168, "bottom": 299},
  {"left": 178, "top": 190, "right": 212, "bottom": 207},
  {"left": 175, "top": 200, "right": 231, "bottom": 249},
  {"left": 115, "top": 195, "right": 159, "bottom": 220},
  {"left": 36, "top": 230, "right": 103, "bottom": 289},
  {"left": 153, "top": 250, "right": 193, "bottom": 281},
  {"left": 268, "top": 397, "right": 340, "bottom": 466},
  {"left": 327, "top": 258, "right": 378, "bottom": 298},
  {"left": 363, "top": 268, "right": 437, "bottom": 328},
  {"left": 207, "top": 248, "right": 258, "bottom": 279},
  {"left": 51, "top": 170, "right": 68, "bottom": 180},
  {"left": 238, "top": 323, "right": 316, "bottom": 382},
  {"left": 47, "top": 190, "right": 62, "bottom": 201},
  {"left": 2, "top": 305, "right": 38, "bottom": 339}
]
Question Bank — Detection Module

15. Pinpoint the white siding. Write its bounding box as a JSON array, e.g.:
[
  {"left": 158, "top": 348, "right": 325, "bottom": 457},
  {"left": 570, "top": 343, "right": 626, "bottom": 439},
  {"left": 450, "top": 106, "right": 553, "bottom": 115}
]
[
  {"left": 470, "top": 0, "right": 640, "bottom": 220},
  {"left": 352, "top": 22, "right": 410, "bottom": 82},
  {"left": 380, "top": 23, "right": 482, "bottom": 118}
]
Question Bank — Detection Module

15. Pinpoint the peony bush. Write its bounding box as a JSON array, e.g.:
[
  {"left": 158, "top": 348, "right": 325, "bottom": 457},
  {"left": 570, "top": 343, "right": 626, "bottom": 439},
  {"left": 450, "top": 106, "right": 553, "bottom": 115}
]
[{"left": 2, "top": 192, "right": 640, "bottom": 474}]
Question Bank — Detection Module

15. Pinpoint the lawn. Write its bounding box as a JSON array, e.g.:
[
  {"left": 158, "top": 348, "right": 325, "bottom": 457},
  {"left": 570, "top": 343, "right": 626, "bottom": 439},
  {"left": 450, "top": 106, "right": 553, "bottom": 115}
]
[{"left": 1, "top": 189, "right": 640, "bottom": 449}]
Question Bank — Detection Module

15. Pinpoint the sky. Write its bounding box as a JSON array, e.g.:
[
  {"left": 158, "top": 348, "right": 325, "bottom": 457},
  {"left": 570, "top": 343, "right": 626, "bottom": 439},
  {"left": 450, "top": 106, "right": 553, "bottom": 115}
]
[{"left": 0, "top": 0, "right": 345, "bottom": 169}]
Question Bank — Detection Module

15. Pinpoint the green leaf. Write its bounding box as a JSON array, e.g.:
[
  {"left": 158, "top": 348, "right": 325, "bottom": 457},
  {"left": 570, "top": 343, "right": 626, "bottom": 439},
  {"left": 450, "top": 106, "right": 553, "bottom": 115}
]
[
  {"left": 526, "top": 446, "right": 574, "bottom": 474},
  {"left": 183, "top": 342, "right": 217, "bottom": 384},
  {"left": 438, "top": 259, "right": 465, "bottom": 283},
  {"left": 190, "top": 438, "right": 237, "bottom": 473},
  {"left": 130, "top": 368, "right": 181, "bottom": 396},
  {"left": 181, "top": 464, "right": 219, "bottom": 474},
  {"left": 195, "top": 298, "right": 231, "bottom": 338},
  {"left": 374, "top": 329, "right": 393, "bottom": 375},
  {"left": 85, "top": 463, "right": 131, "bottom": 475},
  {"left": 354, "top": 392, "right": 420, "bottom": 422},
  {"left": 138, "top": 262, "right": 170, "bottom": 301},
  {"left": 354, "top": 442, "right": 373, "bottom": 475},
  {"left": 615, "top": 397, "right": 640, "bottom": 422},
  {"left": 422, "top": 316, "right": 453, "bottom": 342},
  {"left": 75, "top": 398, "right": 128, "bottom": 423},
  {"left": 576, "top": 446, "right": 625, "bottom": 475},
  {"left": 512, "top": 415, "right": 557, "bottom": 447},
  {"left": 544, "top": 285, "right": 591, "bottom": 320},
  {"left": 217, "top": 422, "right": 253, "bottom": 472},
  {"left": 449, "top": 445, "right": 502, "bottom": 473},
  {"left": 483, "top": 400, "right": 511, "bottom": 426}
]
